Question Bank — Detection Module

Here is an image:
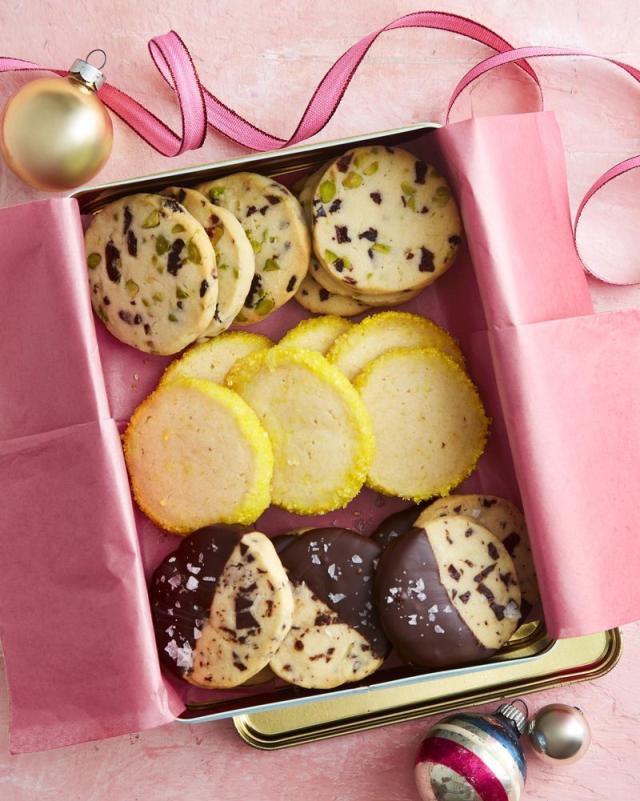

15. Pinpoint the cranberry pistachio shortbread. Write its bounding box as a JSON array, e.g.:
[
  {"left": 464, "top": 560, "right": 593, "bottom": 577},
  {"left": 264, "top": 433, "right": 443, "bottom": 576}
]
[
  {"left": 295, "top": 268, "right": 370, "bottom": 317},
  {"left": 161, "top": 186, "right": 255, "bottom": 336},
  {"left": 197, "top": 173, "right": 310, "bottom": 324},
  {"left": 150, "top": 526, "right": 293, "bottom": 687},
  {"left": 311, "top": 146, "right": 462, "bottom": 295},
  {"left": 278, "top": 315, "right": 352, "bottom": 354},
  {"left": 327, "top": 311, "right": 465, "bottom": 381},
  {"left": 85, "top": 193, "right": 218, "bottom": 354},
  {"left": 225, "top": 347, "right": 374, "bottom": 514},
  {"left": 353, "top": 347, "right": 488, "bottom": 500},
  {"left": 160, "top": 331, "right": 273, "bottom": 386},
  {"left": 270, "top": 528, "right": 388, "bottom": 688},
  {"left": 123, "top": 377, "right": 273, "bottom": 533},
  {"left": 417, "top": 496, "right": 539, "bottom": 621},
  {"left": 375, "top": 516, "right": 521, "bottom": 669}
]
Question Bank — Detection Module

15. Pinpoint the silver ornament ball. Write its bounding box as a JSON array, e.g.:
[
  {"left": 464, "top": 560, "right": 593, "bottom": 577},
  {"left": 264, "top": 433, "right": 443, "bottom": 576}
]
[{"left": 528, "top": 704, "right": 591, "bottom": 764}]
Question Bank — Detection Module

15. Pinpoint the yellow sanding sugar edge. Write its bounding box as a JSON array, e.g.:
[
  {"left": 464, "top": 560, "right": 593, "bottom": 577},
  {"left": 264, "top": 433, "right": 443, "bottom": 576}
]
[
  {"left": 159, "top": 331, "right": 274, "bottom": 387},
  {"left": 326, "top": 310, "right": 466, "bottom": 375},
  {"left": 225, "top": 346, "right": 375, "bottom": 515},
  {"left": 353, "top": 346, "right": 490, "bottom": 503},
  {"left": 123, "top": 376, "right": 274, "bottom": 533},
  {"left": 278, "top": 315, "right": 352, "bottom": 352}
]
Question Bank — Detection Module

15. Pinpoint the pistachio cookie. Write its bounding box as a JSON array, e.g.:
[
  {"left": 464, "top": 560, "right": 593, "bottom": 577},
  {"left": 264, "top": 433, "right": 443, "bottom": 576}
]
[
  {"left": 197, "top": 173, "right": 310, "bottom": 324},
  {"left": 312, "top": 147, "right": 462, "bottom": 295},
  {"left": 85, "top": 193, "right": 218, "bottom": 354},
  {"left": 161, "top": 187, "right": 255, "bottom": 337},
  {"left": 150, "top": 526, "right": 293, "bottom": 687},
  {"left": 270, "top": 528, "right": 388, "bottom": 689},
  {"left": 295, "top": 268, "right": 371, "bottom": 318},
  {"left": 375, "top": 515, "right": 521, "bottom": 670}
]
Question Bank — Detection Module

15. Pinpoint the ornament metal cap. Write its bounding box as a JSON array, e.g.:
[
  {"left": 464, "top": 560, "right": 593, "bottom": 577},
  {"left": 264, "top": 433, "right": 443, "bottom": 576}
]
[
  {"left": 69, "top": 49, "right": 107, "bottom": 91},
  {"left": 497, "top": 700, "right": 528, "bottom": 735}
]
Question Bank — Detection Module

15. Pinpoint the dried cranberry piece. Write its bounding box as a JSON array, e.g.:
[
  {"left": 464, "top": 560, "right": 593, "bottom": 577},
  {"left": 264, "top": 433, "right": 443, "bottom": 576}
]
[
  {"left": 335, "top": 225, "right": 351, "bottom": 244},
  {"left": 414, "top": 160, "right": 427, "bottom": 184},
  {"left": 369, "top": 191, "right": 382, "bottom": 204},
  {"left": 286, "top": 275, "right": 297, "bottom": 292},
  {"left": 418, "top": 247, "right": 435, "bottom": 272},
  {"left": 245, "top": 274, "right": 263, "bottom": 308},
  {"left": 336, "top": 154, "right": 352, "bottom": 172},
  {"left": 328, "top": 199, "right": 342, "bottom": 213},
  {"left": 200, "top": 279, "right": 209, "bottom": 298},
  {"left": 127, "top": 229, "right": 137, "bottom": 257},
  {"left": 167, "top": 239, "right": 185, "bottom": 276},
  {"left": 319, "top": 288, "right": 330, "bottom": 302},
  {"left": 265, "top": 194, "right": 281, "bottom": 205},
  {"left": 123, "top": 206, "right": 133, "bottom": 234},
  {"left": 105, "top": 241, "right": 121, "bottom": 283},
  {"left": 358, "top": 227, "right": 378, "bottom": 242},
  {"left": 449, "top": 234, "right": 462, "bottom": 246}
]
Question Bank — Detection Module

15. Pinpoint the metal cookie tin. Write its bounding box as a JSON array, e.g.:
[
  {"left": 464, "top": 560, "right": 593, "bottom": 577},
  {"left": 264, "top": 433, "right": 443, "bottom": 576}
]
[{"left": 73, "top": 124, "right": 622, "bottom": 748}]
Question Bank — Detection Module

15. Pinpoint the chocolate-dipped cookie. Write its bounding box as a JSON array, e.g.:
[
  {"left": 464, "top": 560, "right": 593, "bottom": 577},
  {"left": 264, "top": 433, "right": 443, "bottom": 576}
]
[
  {"left": 150, "top": 526, "right": 293, "bottom": 688},
  {"left": 371, "top": 504, "right": 427, "bottom": 549},
  {"left": 375, "top": 516, "right": 521, "bottom": 670},
  {"left": 270, "top": 528, "right": 388, "bottom": 688}
]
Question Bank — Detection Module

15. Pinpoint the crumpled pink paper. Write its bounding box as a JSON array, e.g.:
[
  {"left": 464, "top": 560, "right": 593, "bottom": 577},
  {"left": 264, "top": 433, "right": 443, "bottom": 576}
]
[{"left": 1, "top": 111, "right": 638, "bottom": 753}]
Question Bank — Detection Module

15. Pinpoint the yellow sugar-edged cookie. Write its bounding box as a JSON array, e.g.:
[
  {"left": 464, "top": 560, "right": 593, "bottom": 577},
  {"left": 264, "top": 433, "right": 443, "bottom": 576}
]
[
  {"left": 327, "top": 310, "right": 465, "bottom": 381},
  {"left": 278, "top": 315, "right": 352, "bottom": 354},
  {"left": 353, "top": 347, "right": 489, "bottom": 501},
  {"left": 123, "top": 377, "right": 273, "bottom": 533},
  {"left": 225, "top": 347, "right": 374, "bottom": 514},
  {"left": 160, "top": 331, "right": 273, "bottom": 387}
]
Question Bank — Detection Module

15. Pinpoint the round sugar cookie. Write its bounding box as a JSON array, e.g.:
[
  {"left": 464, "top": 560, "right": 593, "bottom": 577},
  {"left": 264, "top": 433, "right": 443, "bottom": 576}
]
[
  {"left": 416, "top": 495, "right": 539, "bottom": 621},
  {"left": 161, "top": 187, "right": 255, "bottom": 337},
  {"left": 150, "top": 526, "right": 293, "bottom": 687},
  {"left": 197, "top": 173, "right": 310, "bottom": 324},
  {"left": 278, "top": 315, "right": 352, "bottom": 354},
  {"left": 123, "top": 377, "right": 273, "bottom": 533},
  {"left": 295, "top": 269, "right": 371, "bottom": 318},
  {"left": 375, "top": 515, "right": 521, "bottom": 669},
  {"left": 160, "top": 331, "right": 273, "bottom": 386},
  {"left": 225, "top": 347, "right": 374, "bottom": 514},
  {"left": 85, "top": 193, "right": 218, "bottom": 354},
  {"left": 270, "top": 528, "right": 388, "bottom": 688},
  {"left": 312, "top": 146, "right": 462, "bottom": 294},
  {"left": 327, "top": 311, "right": 465, "bottom": 381},
  {"left": 353, "top": 347, "right": 489, "bottom": 500}
]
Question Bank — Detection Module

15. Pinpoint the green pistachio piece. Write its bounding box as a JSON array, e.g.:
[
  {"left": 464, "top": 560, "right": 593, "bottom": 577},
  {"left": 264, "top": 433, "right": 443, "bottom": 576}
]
[
  {"left": 87, "top": 253, "right": 101, "bottom": 270},
  {"left": 400, "top": 181, "right": 416, "bottom": 196},
  {"left": 363, "top": 161, "right": 379, "bottom": 176},
  {"left": 171, "top": 223, "right": 186, "bottom": 233},
  {"left": 343, "top": 172, "right": 362, "bottom": 189},
  {"left": 255, "top": 296, "right": 275, "bottom": 316},
  {"left": 233, "top": 267, "right": 239, "bottom": 278},
  {"left": 176, "top": 286, "right": 189, "bottom": 299},
  {"left": 168, "top": 313, "right": 178, "bottom": 322},
  {"left": 324, "top": 249, "right": 338, "bottom": 263},
  {"left": 187, "top": 240, "right": 201, "bottom": 264},
  {"left": 152, "top": 292, "right": 165, "bottom": 302},
  {"left": 142, "top": 209, "right": 161, "bottom": 229},
  {"left": 218, "top": 262, "right": 228, "bottom": 271},
  {"left": 353, "top": 153, "right": 365, "bottom": 169},
  {"left": 155, "top": 235, "right": 170, "bottom": 255},
  {"left": 432, "top": 186, "right": 451, "bottom": 207},
  {"left": 156, "top": 265, "right": 164, "bottom": 274},
  {"left": 141, "top": 298, "right": 151, "bottom": 308},
  {"left": 372, "top": 243, "right": 391, "bottom": 254},
  {"left": 125, "top": 279, "right": 139, "bottom": 298},
  {"left": 151, "top": 254, "right": 158, "bottom": 264},
  {"left": 208, "top": 186, "right": 225, "bottom": 201},
  {"left": 235, "top": 311, "right": 248, "bottom": 323},
  {"left": 243, "top": 229, "right": 262, "bottom": 254},
  {"left": 319, "top": 180, "right": 336, "bottom": 203},
  {"left": 269, "top": 235, "right": 277, "bottom": 244},
  {"left": 407, "top": 196, "right": 416, "bottom": 212},
  {"left": 264, "top": 257, "right": 280, "bottom": 272}
]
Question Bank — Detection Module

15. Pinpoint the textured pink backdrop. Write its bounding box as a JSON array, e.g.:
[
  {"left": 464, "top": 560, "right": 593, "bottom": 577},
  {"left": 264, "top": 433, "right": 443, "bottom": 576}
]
[{"left": 1, "top": 1, "right": 639, "bottom": 799}]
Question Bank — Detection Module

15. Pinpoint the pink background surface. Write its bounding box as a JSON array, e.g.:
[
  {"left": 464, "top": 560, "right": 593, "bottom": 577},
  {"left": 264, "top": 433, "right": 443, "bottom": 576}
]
[{"left": 1, "top": 1, "right": 640, "bottom": 798}]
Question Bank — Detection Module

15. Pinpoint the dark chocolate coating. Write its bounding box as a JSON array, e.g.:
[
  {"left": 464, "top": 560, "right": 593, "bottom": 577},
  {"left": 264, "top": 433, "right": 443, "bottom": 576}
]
[
  {"left": 374, "top": 527, "right": 493, "bottom": 669},
  {"left": 371, "top": 503, "right": 428, "bottom": 549},
  {"left": 279, "top": 528, "right": 388, "bottom": 659},
  {"left": 271, "top": 533, "right": 299, "bottom": 555},
  {"left": 149, "top": 525, "right": 248, "bottom": 677}
]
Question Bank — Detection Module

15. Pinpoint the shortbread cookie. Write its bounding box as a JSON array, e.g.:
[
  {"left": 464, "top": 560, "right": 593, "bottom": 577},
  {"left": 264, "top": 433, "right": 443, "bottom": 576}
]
[
  {"left": 150, "top": 526, "right": 293, "bottom": 687},
  {"left": 375, "top": 516, "right": 521, "bottom": 669},
  {"left": 197, "top": 173, "right": 310, "bottom": 324},
  {"left": 225, "top": 347, "right": 374, "bottom": 514},
  {"left": 123, "top": 377, "right": 273, "bottom": 533},
  {"left": 85, "top": 193, "right": 218, "bottom": 354},
  {"left": 353, "top": 347, "right": 488, "bottom": 500},
  {"left": 417, "top": 496, "right": 539, "bottom": 621},
  {"left": 270, "top": 528, "right": 387, "bottom": 688},
  {"left": 371, "top": 504, "right": 426, "bottom": 549},
  {"left": 278, "top": 315, "right": 352, "bottom": 354},
  {"left": 327, "top": 311, "right": 465, "bottom": 380},
  {"left": 160, "top": 331, "right": 273, "bottom": 386},
  {"left": 298, "top": 161, "right": 333, "bottom": 227},
  {"left": 350, "top": 286, "right": 423, "bottom": 307},
  {"left": 312, "top": 146, "right": 462, "bottom": 294},
  {"left": 309, "top": 255, "right": 354, "bottom": 296},
  {"left": 295, "top": 269, "right": 370, "bottom": 317},
  {"left": 161, "top": 186, "right": 255, "bottom": 336}
]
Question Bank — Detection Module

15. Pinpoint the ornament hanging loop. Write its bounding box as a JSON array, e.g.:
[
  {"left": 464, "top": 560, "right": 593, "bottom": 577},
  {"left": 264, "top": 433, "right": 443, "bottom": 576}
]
[
  {"left": 69, "top": 50, "right": 107, "bottom": 91},
  {"left": 85, "top": 48, "right": 107, "bottom": 71}
]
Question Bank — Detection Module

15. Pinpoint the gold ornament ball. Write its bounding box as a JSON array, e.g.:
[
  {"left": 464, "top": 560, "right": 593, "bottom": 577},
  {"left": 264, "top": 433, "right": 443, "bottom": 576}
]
[
  {"left": 0, "top": 75, "right": 113, "bottom": 191},
  {"left": 528, "top": 703, "right": 591, "bottom": 764}
]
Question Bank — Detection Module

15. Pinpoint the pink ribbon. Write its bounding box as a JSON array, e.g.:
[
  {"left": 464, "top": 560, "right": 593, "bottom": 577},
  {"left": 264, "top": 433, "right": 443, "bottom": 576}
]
[{"left": 1, "top": 12, "right": 638, "bottom": 283}]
